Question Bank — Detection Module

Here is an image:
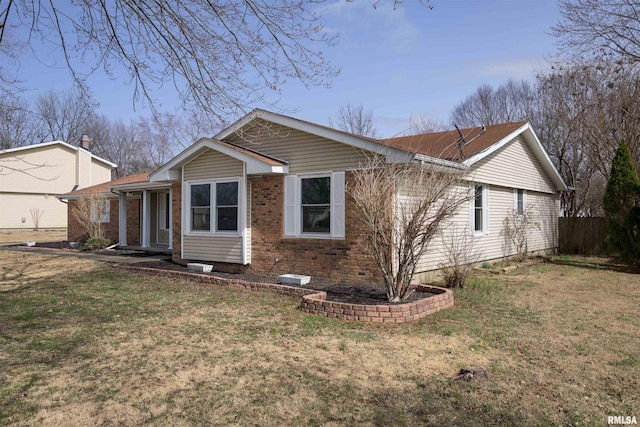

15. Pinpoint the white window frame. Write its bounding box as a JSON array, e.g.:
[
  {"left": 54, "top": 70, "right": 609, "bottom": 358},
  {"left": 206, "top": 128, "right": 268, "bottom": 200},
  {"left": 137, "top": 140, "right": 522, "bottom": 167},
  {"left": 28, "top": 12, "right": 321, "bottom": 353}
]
[
  {"left": 185, "top": 178, "right": 242, "bottom": 237},
  {"left": 90, "top": 199, "right": 110, "bottom": 223},
  {"left": 470, "top": 184, "right": 489, "bottom": 235},
  {"left": 158, "top": 192, "right": 170, "bottom": 230},
  {"left": 514, "top": 189, "right": 527, "bottom": 214},
  {"left": 284, "top": 171, "right": 345, "bottom": 240}
]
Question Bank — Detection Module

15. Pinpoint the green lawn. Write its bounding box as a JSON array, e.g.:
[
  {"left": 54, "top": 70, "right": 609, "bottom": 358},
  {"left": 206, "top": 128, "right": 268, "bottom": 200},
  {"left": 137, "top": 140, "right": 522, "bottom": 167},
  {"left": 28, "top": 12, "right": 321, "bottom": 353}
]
[{"left": 1, "top": 251, "right": 639, "bottom": 426}]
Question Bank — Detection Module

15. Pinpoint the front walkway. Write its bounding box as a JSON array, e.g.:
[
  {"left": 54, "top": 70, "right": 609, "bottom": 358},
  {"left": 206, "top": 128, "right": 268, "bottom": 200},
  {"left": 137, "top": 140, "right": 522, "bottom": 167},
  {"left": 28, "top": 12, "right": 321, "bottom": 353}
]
[{"left": 0, "top": 245, "right": 170, "bottom": 264}]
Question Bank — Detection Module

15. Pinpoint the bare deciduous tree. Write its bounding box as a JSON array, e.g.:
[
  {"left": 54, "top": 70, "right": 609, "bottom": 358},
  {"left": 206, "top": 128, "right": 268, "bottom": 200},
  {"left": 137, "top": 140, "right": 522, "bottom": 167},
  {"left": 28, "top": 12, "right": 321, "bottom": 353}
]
[
  {"left": 553, "top": 0, "right": 640, "bottom": 63},
  {"left": 349, "top": 155, "right": 470, "bottom": 302},
  {"left": 450, "top": 80, "right": 537, "bottom": 128},
  {"left": 36, "top": 88, "right": 98, "bottom": 144},
  {"left": 405, "top": 113, "right": 447, "bottom": 135},
  {"left": 330, "top": 104, "right": 380, "bottom": 138},
  {"left": 2, "top": 1, "right": 341, "bottom": 122}
]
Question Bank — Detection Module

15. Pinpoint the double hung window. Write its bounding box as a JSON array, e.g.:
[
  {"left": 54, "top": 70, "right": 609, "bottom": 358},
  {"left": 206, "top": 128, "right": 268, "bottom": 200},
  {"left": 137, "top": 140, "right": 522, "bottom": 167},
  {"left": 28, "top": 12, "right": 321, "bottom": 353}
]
[
  {"left": 471, "top": 184, "right": 489, "bottom": 235},
  {"left": 188, "top": 180, "right": 240, "bottom": 233}
]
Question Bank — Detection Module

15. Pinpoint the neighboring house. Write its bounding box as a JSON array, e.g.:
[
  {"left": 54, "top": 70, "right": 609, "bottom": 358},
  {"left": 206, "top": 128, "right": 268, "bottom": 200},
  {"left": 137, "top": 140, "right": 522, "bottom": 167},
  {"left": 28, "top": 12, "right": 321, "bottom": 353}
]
[
  {"left": 62, "top": 109, "right": 567, "bottom": 283},
  {"left": 0, "top": 137, "right": 116, "bottom": 230}
]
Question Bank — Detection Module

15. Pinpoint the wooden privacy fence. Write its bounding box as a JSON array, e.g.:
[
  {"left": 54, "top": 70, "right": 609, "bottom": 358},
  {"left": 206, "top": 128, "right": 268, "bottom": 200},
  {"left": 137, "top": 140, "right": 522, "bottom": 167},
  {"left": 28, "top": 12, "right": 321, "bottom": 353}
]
[{"left": 558, "top": 217, "right": 607, "bottom": 255}]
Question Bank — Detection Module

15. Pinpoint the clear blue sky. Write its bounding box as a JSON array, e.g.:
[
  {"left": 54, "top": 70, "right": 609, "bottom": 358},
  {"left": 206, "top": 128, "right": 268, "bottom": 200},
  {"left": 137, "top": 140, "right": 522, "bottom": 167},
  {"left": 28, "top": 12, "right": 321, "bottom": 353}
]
[{"left": 14, "top": 0, "right": 561, "bottom": 138}]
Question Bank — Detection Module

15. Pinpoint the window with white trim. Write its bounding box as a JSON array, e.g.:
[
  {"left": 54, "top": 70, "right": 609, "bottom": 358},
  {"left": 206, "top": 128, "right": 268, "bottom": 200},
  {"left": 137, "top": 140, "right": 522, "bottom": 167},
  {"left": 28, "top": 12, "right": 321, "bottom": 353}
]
[
  {"left": 90, "top": 199, "right": 110, "bottom": 223},
  {"left": 187, "top": 179, "right": 240, "bottom": 234},
  {"left": 216, "top": 181, "right": 238, "bottom": 232},
  {"left": 284, "top": 172, "right": 345, "bottom": 239},
  {"left": 190, "top": 183, "right": 211, "bottom": 231},
  {"left": 515, "top": 189, "right": 527, "bottom": 214},
  {"left": 471, "top": 184, "right": 489, "bottom": 234},
  {"left": 158, "top": 192, "right": 170, "bottom": 230}
]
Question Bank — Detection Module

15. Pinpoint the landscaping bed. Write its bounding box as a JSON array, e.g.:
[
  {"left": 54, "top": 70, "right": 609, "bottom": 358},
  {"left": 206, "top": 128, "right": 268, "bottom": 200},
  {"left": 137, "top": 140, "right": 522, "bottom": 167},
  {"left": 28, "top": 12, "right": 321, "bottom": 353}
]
[{"left": 134, "top": 259, "right": 431, "bottom": 305}]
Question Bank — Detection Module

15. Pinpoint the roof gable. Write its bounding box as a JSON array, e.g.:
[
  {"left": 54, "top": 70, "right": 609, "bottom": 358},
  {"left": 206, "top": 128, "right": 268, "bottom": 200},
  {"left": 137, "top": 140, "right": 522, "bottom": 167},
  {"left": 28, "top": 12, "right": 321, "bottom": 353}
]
[
  {"left": 0, "top": 140, "right": 117, "bottom": 168},
  {"left": 150, "top": 137, "right": 289, "bottom": 181}
]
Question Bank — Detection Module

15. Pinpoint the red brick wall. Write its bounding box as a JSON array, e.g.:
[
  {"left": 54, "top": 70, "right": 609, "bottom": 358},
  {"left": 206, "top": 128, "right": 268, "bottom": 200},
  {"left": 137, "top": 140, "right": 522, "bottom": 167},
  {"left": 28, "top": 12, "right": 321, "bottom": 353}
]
[
  {"left": 248, "top": 173, "right": 383, "bottom": 284},
  {"left": 67, "top": 197, "right": 140, "bottom": 245},
  {"left": 171, "top": 182, "right": 186, "bottom": 264}
]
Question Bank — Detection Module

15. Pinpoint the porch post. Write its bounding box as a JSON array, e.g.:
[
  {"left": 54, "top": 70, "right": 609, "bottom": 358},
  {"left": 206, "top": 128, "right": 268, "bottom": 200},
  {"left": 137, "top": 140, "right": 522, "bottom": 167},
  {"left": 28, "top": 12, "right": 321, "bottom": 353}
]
[
  {"left": 118, "top": 192, "right": 127, "bottom": 246},
  {"left": 168, "top": 189, "right": 173, "bottom": 250},
  {"left": 142, "top": 190, "right": 151, "bottom": 248}
]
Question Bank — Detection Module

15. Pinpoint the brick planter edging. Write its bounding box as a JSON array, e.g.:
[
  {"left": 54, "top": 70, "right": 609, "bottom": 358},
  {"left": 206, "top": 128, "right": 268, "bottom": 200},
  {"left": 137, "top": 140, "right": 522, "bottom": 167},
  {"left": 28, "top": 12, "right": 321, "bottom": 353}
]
[
  {"left": 300, "top": 285, "right": 453, "bottom": 323},
  {"left": 112, "top": 265, "right": 453, "bottom": 323}
]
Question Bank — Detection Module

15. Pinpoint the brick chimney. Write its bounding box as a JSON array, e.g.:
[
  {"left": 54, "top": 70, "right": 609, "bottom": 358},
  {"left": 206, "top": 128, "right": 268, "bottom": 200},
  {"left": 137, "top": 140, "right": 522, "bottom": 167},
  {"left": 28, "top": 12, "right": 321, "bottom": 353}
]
[{"left": 80, "top": 134, "right": 90, "bottom": 151}]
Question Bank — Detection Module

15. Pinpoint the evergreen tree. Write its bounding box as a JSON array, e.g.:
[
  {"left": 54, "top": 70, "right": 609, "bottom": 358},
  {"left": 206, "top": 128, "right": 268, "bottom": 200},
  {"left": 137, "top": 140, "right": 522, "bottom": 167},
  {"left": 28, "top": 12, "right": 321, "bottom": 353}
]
[{"left": 603, "top": 140, "right": 640, "bottom": 261}]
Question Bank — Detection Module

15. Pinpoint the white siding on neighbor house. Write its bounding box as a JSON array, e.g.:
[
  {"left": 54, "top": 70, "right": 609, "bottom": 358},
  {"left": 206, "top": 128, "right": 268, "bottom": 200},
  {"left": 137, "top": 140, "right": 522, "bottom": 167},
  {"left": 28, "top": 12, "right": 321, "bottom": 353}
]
[
  {"left": 77, "top": 149, "right": 93, "bottom": 189},
  {"left": 91, "top": 158, "right": 112, "bottom": 186},
  {"left": 226, "top": 122, "right": 373, "bottom": 173},
  {"left": 182, "top": 148, "right": 245, "bottom": 264},
  {"left": 0, "top": 193, "right": 68, "bottom": 229},
  {"left": 409, "top": 184, "right": 559, "bottom": 275},
  {"left": 0, "top": 145, "right": 78, "bottom": 195},
  {"left": 469, "top": 136, "right": 556, "bottom": 194}
]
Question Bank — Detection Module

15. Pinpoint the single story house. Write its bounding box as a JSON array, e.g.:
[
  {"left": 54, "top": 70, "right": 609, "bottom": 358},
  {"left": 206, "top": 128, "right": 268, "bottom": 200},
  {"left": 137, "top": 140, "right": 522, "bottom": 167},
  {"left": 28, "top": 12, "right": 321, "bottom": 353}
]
[
  {"left": 0, "top": 137, "right": 116, "bottom": 230},
  {"left": 61, "top": 109, "right": 567, "bottom": 283}
]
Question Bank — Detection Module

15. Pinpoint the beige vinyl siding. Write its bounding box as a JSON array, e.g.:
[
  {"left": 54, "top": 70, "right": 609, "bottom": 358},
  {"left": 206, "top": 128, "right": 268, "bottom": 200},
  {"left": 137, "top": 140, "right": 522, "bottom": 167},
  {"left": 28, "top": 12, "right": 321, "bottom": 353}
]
[
  {"left": 91, "top": 158, "right": 112, "bottom": 184},
  {"left": 182, "top": 148, "right": 244, "bottom": 263},
  {"left": 410, "top": 185, "right": 560, "bottom": 274},
  {"left": 469, "top": 136, "right": 556, "bottom": 194},
  {"left": 183, "top": 235, "right": 243, "bottom": 263},
  {"left": 183, "top": 149, "right": 243, "bottom": 180},
  {"left": 0, "top": 145, "right": 77, "bottom": 195},
  {"left": 0, "top": 193, "right": 68, "bottom": 229},
  {"left": 226, "top": 123, "right": 372, "bottom": 173}
]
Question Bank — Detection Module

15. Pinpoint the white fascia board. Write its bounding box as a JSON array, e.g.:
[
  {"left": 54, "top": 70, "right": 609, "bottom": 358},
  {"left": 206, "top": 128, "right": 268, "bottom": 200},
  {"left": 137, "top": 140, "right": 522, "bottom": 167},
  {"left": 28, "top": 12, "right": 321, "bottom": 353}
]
[
  {"left": 0, "top": 140, "right": 69, "bottom": 154},
  {"left": 110, "top": 181, "right": 172, "bottom": 192},
  {"left": 462, "top": 123, "right": 568, "bottom": 192},
  {"left": 215, "top": 108, "right": 413, "bottom": 163},
  {"left": 0, "top": 140, "right": 117, "bottom": 168},
  {"left": 413, "top": 154, "right": 467, "bottom": 170},
  {"left": 150, "top": 137, "right": 287, "bottom": 182}
]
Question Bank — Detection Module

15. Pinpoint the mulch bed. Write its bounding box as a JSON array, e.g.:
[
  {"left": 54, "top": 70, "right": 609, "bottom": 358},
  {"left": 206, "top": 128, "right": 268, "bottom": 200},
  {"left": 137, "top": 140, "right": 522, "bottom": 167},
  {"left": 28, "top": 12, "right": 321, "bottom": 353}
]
[{"left": 134, "top": 259, "right": 431, "bottom": 305}]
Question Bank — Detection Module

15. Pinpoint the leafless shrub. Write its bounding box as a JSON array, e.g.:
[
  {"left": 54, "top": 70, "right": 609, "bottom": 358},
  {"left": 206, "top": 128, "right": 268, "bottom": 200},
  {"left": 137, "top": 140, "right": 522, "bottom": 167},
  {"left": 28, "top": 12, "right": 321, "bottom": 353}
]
[
  {"left": 439, "top": 224, "right": 481, "bottom": 288},
  {"left": 348, "top": 154, "right": 470, "bottom": 302},
  {"left": 502, "top": 208, "right": 540, "bottom": 261},
  {"left": 29, "top": 208, "right": 44, "bottom": 231},
  {"left": 71, "top": 192, "right": 110, "bottom": 244}
]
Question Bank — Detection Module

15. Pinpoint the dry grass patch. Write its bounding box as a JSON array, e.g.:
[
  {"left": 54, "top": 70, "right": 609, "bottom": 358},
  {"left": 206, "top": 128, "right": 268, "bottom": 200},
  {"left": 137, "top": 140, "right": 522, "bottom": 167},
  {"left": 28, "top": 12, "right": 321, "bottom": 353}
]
[
  {"left": 0, "top": 229, "right": 67, "bottom": 244},
  {"left": 1, "top": 252, "right": 639, "bottom": 426}
]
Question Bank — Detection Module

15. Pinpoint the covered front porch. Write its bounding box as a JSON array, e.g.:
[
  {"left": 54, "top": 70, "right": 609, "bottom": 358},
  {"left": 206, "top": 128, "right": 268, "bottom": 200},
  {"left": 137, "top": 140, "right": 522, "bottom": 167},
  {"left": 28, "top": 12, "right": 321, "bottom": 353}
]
[{"left": 111, "top": 180, "right": 175, "bottom": 252}]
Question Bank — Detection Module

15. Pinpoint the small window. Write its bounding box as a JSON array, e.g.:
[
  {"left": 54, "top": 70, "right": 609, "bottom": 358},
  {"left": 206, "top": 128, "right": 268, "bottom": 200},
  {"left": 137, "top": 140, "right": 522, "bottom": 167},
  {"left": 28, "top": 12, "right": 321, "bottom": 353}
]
[
  {"left": 216, "top": 181, "right": 238, "bottom": 231},
  {"left": 516, "top": 189, "right": 526, "bottom": 214},
  {"left": 474, "top": 185, "right": 484, "bottom": 232},
  {"left": 301, "top": 176, "right": 331, "bottom": 234},
  {"left": 90, "top": 199, "right": 110, "bottom": 223},
  {"left": 190, "top": 184, "right": 211, "bottom": 231}
]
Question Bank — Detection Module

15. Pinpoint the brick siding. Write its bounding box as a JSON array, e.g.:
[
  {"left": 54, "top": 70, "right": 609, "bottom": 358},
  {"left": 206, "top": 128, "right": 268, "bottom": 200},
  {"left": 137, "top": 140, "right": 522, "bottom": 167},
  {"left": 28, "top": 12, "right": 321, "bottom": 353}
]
[
  {"left": 67, "top": 197, "right": 140, "bottom": 245},
  {"left": 248, "top": 173, "right": 382, "bottom": 284}
]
